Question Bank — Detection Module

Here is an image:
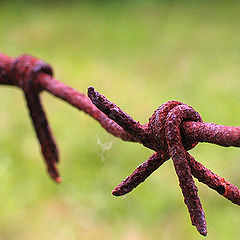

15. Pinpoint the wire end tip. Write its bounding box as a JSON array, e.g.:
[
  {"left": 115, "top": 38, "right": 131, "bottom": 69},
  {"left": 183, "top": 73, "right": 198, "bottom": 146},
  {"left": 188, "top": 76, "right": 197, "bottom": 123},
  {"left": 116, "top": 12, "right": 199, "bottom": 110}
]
[
  {"left": 197, "top": 226, "right": 207, "bottom": 237},
  {"left": 87, "top": 86, "right": 95, "bottom": 95},
  {"left": 55, "top": 177, "right": 61, "bottom": 183},
  {"left": 112, "top": 187, "right": 124, "bottom": 196}
]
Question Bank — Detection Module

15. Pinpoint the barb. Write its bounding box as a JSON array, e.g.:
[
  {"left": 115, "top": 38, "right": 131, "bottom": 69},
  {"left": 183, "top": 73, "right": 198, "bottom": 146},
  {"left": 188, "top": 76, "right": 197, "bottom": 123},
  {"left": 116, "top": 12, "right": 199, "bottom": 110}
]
[
  {"left": 0, "top": 53, "right": 239, "bottom": 236},
  {"left": 112, "top": 152, "right": 169, "bottom": 196},
  {"left": 88, "top": 87, "right": 240, "bottom": 236},
  {"left": 165, "top": 105, "right": 207, "bottom": 236},
  {"left": 0, "top": 53, "right": 137, "bottom": 181}
]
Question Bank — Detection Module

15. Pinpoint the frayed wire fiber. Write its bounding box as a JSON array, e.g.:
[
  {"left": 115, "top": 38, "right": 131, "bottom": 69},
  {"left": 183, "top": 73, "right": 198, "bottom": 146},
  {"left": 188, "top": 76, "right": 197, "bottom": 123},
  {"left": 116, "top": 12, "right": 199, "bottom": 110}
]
[{"left": 96, "top": 137, "right": 114, "bottom": 162}]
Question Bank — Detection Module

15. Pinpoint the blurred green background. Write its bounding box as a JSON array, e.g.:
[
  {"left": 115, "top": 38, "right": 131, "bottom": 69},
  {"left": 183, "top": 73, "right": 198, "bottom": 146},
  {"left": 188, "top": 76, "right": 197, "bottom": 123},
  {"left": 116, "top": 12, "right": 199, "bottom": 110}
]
[{"left": 0, "top": 1, "right": 240, "bottom": 239}]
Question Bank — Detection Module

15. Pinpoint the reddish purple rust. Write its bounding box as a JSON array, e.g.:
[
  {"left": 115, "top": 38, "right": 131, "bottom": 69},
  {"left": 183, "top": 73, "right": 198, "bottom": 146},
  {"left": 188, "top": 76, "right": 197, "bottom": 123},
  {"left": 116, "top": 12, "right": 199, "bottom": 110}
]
[
  {"left": 165, "top": 105, "right": 207, "bottom": 236},
  {"left": 88, "top": 87, "right": 240, "bottom": 237},
  {"left": 112, "top": 152, "right": 169, "bottom": 196},
  {"left": 187, "top": 153, "right": 240, "bottom": 205},
  {"left": 36, "top": 73, "right": 138, "bottom": 142},
  {"left": 1, "top": 53, "right": 60, "bottom": 182},
  {"left": 0, "top": 53, "right": 240, "bottom": 236},
  {"left": 0, "top": 53, "right": 137, "bottom": 181}
]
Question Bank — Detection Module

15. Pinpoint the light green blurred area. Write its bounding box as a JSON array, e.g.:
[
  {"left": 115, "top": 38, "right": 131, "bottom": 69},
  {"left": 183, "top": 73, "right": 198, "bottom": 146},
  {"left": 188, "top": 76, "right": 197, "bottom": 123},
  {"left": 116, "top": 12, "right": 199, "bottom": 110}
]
[{"left": 0, "top": 1, "right": 240, "bottom": 239}]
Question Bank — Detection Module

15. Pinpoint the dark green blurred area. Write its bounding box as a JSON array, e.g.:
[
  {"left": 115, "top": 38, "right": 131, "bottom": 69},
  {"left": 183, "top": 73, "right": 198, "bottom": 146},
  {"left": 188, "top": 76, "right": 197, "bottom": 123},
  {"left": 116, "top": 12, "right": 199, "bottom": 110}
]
[{"left": 0, "top": 1, "right": 240, "bottom": 239}]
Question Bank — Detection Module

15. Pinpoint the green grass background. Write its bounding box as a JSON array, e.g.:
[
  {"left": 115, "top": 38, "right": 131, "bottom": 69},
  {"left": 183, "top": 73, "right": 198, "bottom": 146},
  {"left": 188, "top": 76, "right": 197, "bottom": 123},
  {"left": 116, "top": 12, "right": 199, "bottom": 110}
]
[{"left": 0, "top": 1, "right": 239, "bottom": 239}]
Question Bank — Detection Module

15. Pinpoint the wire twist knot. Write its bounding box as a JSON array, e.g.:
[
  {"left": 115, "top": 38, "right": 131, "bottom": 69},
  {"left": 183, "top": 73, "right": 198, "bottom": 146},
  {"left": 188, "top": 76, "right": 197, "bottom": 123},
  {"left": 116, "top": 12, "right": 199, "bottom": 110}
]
[
  {"left": 10, "top": 54, "right": 53, "bottom": 92},
  {"left": 87, "top": 86, "right": 240, "bottom": 236},
  {"left": 146, "top": 101, "right": 201, "bottom": 153}
]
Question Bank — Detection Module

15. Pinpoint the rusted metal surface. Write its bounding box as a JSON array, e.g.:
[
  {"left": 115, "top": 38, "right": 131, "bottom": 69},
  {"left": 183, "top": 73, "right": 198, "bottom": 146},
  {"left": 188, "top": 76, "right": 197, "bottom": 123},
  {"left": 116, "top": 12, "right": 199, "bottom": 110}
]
[
  {"left": 1, "top": 54, "right": 60, "bottom": 182},
  {"left": 186, "top": 153, "right": 240, "bottom": 205},
  {"left": 0, "top": 52, "right": 240, "bottom": 236},
  {"left": 88, "top": 87, "right": 240, "bottom": 236},
  {"left": 111, "top": 152, "right": 169, "bottom": 196},
  {"left": 165, "top": 105, "right": 207, "bottom": 236},
  {"left": 0, "top": 53, "right": 137, "bottom": 181},
  {"left": 36, "top": 73, "right": 138, "bottom": 142}
]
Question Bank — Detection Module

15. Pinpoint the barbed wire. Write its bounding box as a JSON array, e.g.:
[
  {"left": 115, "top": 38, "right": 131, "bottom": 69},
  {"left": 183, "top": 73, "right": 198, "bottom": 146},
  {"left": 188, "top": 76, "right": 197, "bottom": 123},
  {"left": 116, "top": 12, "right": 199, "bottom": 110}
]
[{"left": 0, "top": 53, "right": 239, "bottom": 236}]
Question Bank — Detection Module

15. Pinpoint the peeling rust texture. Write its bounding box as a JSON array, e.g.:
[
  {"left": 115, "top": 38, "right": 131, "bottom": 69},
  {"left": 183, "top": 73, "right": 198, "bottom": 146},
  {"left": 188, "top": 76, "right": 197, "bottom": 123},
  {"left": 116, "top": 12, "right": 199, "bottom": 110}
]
[
  {"left": 88, "top": 87, "right": 240, "bottom": 237},
  {"left": 0, "top": 53, "right": 240, "bottom": 236}
]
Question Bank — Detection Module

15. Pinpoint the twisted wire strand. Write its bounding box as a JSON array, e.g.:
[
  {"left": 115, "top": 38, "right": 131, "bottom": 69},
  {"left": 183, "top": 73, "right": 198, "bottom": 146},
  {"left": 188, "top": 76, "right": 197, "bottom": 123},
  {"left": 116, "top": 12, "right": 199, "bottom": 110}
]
[{"left": 0, "top": 53, "right": 240, "bottom": 236}]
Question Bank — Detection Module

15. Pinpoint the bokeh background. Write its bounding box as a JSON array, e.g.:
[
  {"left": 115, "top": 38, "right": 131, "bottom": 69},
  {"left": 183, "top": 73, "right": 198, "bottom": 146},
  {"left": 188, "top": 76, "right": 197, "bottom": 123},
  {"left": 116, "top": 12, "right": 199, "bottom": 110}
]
[{"left": 0, "top": 1, "right": 240, "bottom": 239}]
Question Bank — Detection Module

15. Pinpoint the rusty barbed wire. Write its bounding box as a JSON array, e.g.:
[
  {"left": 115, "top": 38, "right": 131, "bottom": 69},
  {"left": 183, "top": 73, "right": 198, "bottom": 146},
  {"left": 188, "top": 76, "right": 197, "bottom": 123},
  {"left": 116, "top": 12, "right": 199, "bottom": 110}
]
[
  {"left": 0, "top": 53, "right": 239, "bottom": 236},
  {"left": 87, "top": 87, "right": 240, "bottom": 236},
  {"left": 0, "top": 53, "right": 137, "bottom": 182}
]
